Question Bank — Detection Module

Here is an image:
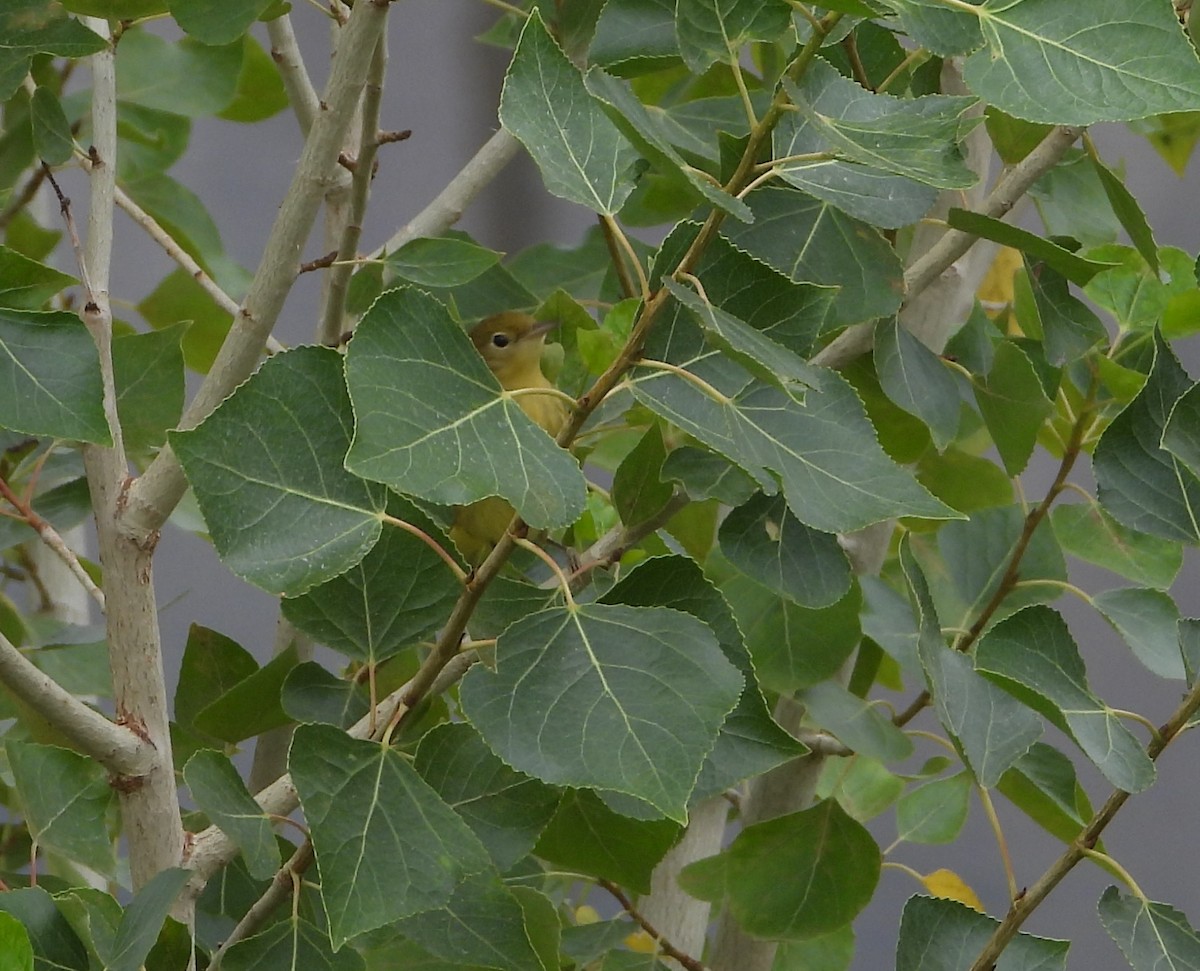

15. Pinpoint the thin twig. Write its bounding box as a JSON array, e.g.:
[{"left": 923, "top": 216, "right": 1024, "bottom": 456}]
[
  {"left": 599, "top": 878, "right": 710, "bottom": 971},
  {"left": 598, "top": 213, "right": 637, "bottom": 300},
  {"left": 380, "top": 513, "right": 466, "bottom": 582},
  {"left": 267, "top": 13, "right": 320, "bottom": 136}
]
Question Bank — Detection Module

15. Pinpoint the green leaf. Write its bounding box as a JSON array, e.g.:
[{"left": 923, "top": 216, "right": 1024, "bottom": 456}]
[
  {"left": 191, "top": 643, "right": 296, "bottom": 744},
  {"left": 948, "top": 209, "right": 1118, "bottom": 286},
  {"left": 0, "top": 887, "right": 87, "bottom": 971},
  {"left": 107, "top": 869, "right": 191, "bottom": 971},
  {"left": 0, "top": 308, "right": 109, "bottom": 443},
  {"left": 290, "top": 724, "right": 492, "bottom": 946},
  {"left": 384, "top": 237, "right": 503, "bottom": 288},
  {"left": 184, "top": 750, "right": 281, "bottom": 881},
  {"left": 674, "top": 0, "right": 792, "bottom": 73},
  {"left": 1163, "top": 380, "right": 1200, "bottom": 484},
  {"left": 896, "top": 896, "right": 1068, "bottom": 971},
  {"left": 395, "top": 874, "right": 549, "bottom": 971},
  {"left": 886, "top": 0, "right": 982, "bottom": 57},
  {"left": 600, "top": 554, "right": 808, "bottom": 800},
  {"left": 461, "top": 601, "right": 740, "bottom": 821},
  {"left": 0, "top": 912, "right": 32, "bottom": 971},
  {"left": 281, "top": 495, "right": 461, "bottom": 666},
  {"left": 589, "top": 0, "right": 680, "bottom": 73},
  {"left": 663, "top": 280, "right": 825, "bottom": 396},
  {"left": 583, "top": 68, "right": 751, "bottom": 221},
  {"left": 972, "top": 340, "right": 1053, "bottom": 476},
  {"left": 680, "top": 799, "right": 879, "bottom": 940},
  {"left": 782, "top": 70, "right": 977, "bottom": 190},
  {"left": 611, "top": 424, "right": 674, "bottom": 526},
  {"left": 772, "top": 60, "right": 938, "bottom": 229},
  {"left": 1099, "top": 886, "right": 1200, "bottom": 971},
  {"left": 221, "top": 916, "right": 365, "bottom": 971},
  {"left": 137, "top": 267, "right": 232, "bottom": 373},
  {"left": 773, "top": 925, "right": 854, "bottom": 971},
  {"left": 916, "top": 447, "right": 1014, "bottom": 515},
  {"left": 169, "top": 0, "right": 275, "bottom": 46},
  {"left": 116, "top": 29, "right": 242, "bottom": 116},
  {"left": 533, "top": 789, "right": 680, "bottom": 894},
  {"left": 1051, "top": 504, "right": 1182, "bottom": 590},
  {"left": 719, "top": 492, "right": 851, "bottom": 609},
  {"left": 414, "top": 722, "right": 560, "bottom": 873},
  {"left": 661, "top": 445, "right": 758, "bottom": 506},
  {"left": 173, "top": 346, "right": 386, "bottom": 596},
  {"left": 30, "top": 86, "right": 72, "bottom": 165},
  {"left": 1093, "top": 586, "right": 1185, "bottom": 681},
  {"left": 900, "top": 539, "right": 1041, "bottom": 787},
  {"left": 6, "top": 740, "right": 115, "bottom": 875},
  {"left": 112, "top": 324, "right": 186, "bottom": 453},
  {"left": 963, "top": 1, "right": 1200, "bottom": 125},
  {"left": 54, "top": 890, "right": 121, "bottom": 971},
  {"left": 216, "top": 34, "right": 288, "bottom": 123},
  {"left": 997, "top": 742, "right": 1096, "bottom": 846},
  {"left": 1085, "top": 245, "right": 1195, "bottom": 335},
  {"left": 0, "top": 4, "right": 105, "bottom": 101},
  {"left": 1096, "top": 334, "right": 1200, "bottom": 543},
  {"left": 0, "top": 245, "right": 75, "bottom": 310},
  {"left": 499, "top": 10, "right": 638, "bottom": 214},
  {"left": 174, "top": 624, "right": 260, "bottom": 737},
  {"left": 343, "top": 287, "right": 585, "bottom": 531},
  {"left": 817, "top": 755, "right": 905, "bottom": 822},
  {"left": 874, "top": 319, "right": 960, "bottom": 451},
  {"left": 633, "top": 358, "right": 958, "bottom": 534},
  {"left": 1022, "top": 260, "right": 1108, "bottom": 367},
  {"left": 280, "top": 662, "right": 369, "bottom": 729},
  {"left": 976, "top": 605, "right": 1156, "bottom": 793},
  {"left": 121, "top": 172, "right": 228, "bottom": 274},
  {"left": 1088, "top": 153, "right": 1159, "bottom": 275},
  {"left": 722, "top": 185, "right": 904, "bottom": 326},
  {"left": 114, "top": 102, "right": 191, "bottom": 180},
  {"left": 895, "top": 772, "right": 972, "bottom": 845},
  {"left": 797, "top": 680, "right": 914, "bottom": 764},
  {"left": 725, "top": 574, "right": 862, "bottom": 692}
]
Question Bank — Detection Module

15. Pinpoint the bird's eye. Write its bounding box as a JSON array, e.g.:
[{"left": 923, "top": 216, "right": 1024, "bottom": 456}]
[{"left": 491, "top": 333, "right": 510, "bottom": 348}]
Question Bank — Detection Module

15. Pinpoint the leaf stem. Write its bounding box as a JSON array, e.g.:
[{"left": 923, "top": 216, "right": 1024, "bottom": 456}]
[
  {"left": 1109, "top": 708, "right": 1164, "bottom": 746},
  {"left": 1011, "top": 577, "right": 1093, "bottom": 605},
  {"left": 380, "top": 514, "right": 467, "bottom": 582},
  {"left": 978, "top": 785, "right": 1019, "bottom": 902},
  {"left": 513, "top": 536, "right": 576, "bottom": 609},
  {"left": 1082, "top": 849, "right": 1147, "bottom": 901},
  {"left": 602, "top": 214, "right": 650, "bottom": 302},
  {"left": 599, "top": 214, "right": 638, "bottom": 300},
  {"left": 634, "top": 359, "right": 733, "bottom": 403}
]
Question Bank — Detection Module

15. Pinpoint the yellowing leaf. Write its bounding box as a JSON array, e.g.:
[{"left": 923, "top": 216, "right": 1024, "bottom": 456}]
[
  {"left": 575, "top": 905, "right": 601, "bottom": 925},
  {"left": 625, "top": 930, "right": 658, "bottom": 953},
  {"left": 977, "top": 246, "right": 1023, "bottom": 325},
  {"left": 920, "top": 868, "right": 984, "bottom": 912}
]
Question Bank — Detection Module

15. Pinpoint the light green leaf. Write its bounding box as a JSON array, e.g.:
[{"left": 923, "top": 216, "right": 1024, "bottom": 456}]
[
  {"left": 916, "top": 447, "right": 1014, "bottom": 515},
  {"left": 964, "top": 1, "right": 1200, "bottom": 125},
  {"left": 0, "top": 888, "right": 87, "bottom": 971},
  {"left": 1022, "top": 260, "right": 1108, "bottom": 367},
  {"left": 674, "top": 0, "right": 793, "bottom": 73},
  {"left": 900, "top": 539, "right": 1041, "bottom": 787},
  {"left": 1096, "top": 334, "right": 1200, "bottom": 543},
  {"left": 216, "top": 34, "right": 288, "bottom": 123},
  {"left": 679, "top": 799, "right": 879, "bottom": 940},
  {"left": 722, "top": 185, "right": 903, "bottom": 326},
  {"left": 797, "top": 680, "right": 914, "bottom": 764},
  {"left": 886, "top": 0, "right": 982, "bottom": 57},
  {"left": 107, "top": 868, "right": 191, "bottom": 971},
  {"left": 343, "top": 287, "right": 585, "bottom": 531},
  {"left": 817, "top": 755, "right": 905, "bottom": 823},
  {"left": 895, "top": 772, "right": 972, "bottom": 845},
  {"left": 184, "top": 750, "right": 281, "bottom": 881},
  {"left": 1093, "top": 586, "right": 1185, "bottom": 680},
  {"left": 461, "top": 601, "right": 740, "bottom": 821},
  {"left": 1051, "top": 503, "right": 1183, "bottom": 590},
  {"left": 137, "top": 267, "right": 232, "bottom": 373},
  {"left": 1085, "top": 245, "right": 1196, "bottom": 335},
  {"left": 172, "top": 346, "right": 386, "bottom": 596},
  {"left": 976, "top": 605, "right": 1156, "bottom": 793},
  {"left": 384, "top": 237, "right": 502, "bottom": 288},
  {"left": 0, "top": 4, "right": 106, "bottom": 101},
  {"left": 997, "top": 742, "right": 1096, "bottom": 846},
  {"left": 972, "top": 340, "right": 1053, "bottom": 476},
  {"left": 533, "top": 789, "right": 680, "bottom": 894},
  {"left": 611, "top": 425, "right": 674, "bottom": 527},
  {"left": 874, "top": 319, "right": 961, "bottom": 451},
  {"left": 499, "top": 10, "right": 638, "bottom": 214},
  {"left": 896, "top": 896, "right": 1068, "bottom": 971},
  {"left": 414, "top": 722, "right": 560, "bottom": 872},
  {"left": 1099, "top": 886, "right": 1200, "bottom": 971},
  {"left": 948, "top": 208, "right": 1118, "bottom": 286},
  {"left": 663, "top": 280, "right": 825, "bottom": 396},
  {"left": 116, "top": 28, "right": 242, "bottom": 116},
  {"left": 30, "top": 86, "right": 73, "bottom": 165},
  {"left": 169, "top": 0, "right": 275, "bottom": 46},
  {"left": 600, "top": 555, "right": 808, "bottom": 801},
  {"left": 281, "top": 495, "right": 461, "bottom": 666},
  {"left": 1089, "top": 153, "right": 1159, "bottom": 275},
  {"left": 115, "top": 101, "right": 191, "bottom": 180},
  {"left": 0, "top": 246, "right": 76, "bottom": 310},
  {"left": 113, "top": 324, "right": 186, "bottom": 453},
  {"left": 0, "top": 912, "right": 32, "bottom": 971},
  {"left": 121, "top": 172, "right": 228, "bottom": 274},
  {"left": 0, "top": 308, "right": 108, "bottom": 443},
  {"left": 290, "top": 724, "right": 493, "bottom": 946},
  {"left": 583, "top": 68, "right": 750, "bottom": 221},
  {"left": 782, "top": 70, "right": 977, "bottom": 190},
  {"left": 6, "top": 740, "right": 115, "bottom": 875},
  {"left": 773, "top": 925, "right": 855, "bottom": 971},
  {"left": 221, "top": 916, "right": 365, "bottom": 971}
]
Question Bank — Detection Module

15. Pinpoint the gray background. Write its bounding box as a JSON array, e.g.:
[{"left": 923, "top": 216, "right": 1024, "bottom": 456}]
[{"left": 92, "top": 4, "right": 1200, "bottom": 967}]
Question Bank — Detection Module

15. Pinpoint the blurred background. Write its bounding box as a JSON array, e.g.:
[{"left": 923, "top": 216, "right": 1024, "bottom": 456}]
[{"left": 52, "top": 2, "right": 1200, "bottom": 967}]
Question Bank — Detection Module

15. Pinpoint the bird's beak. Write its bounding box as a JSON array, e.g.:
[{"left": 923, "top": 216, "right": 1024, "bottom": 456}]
[{"left": 523, "top": 319, "right": 559, "bottom": 341}]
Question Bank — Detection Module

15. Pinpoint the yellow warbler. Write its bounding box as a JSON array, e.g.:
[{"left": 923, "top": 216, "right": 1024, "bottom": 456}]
[{"left": 449, "top": 312, "right": 569, "bottom": 563}]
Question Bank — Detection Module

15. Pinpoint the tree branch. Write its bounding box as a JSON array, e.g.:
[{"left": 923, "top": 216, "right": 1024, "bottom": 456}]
[
  {"left": 267, "top": 13, "right": 320, "bottom": 137},
  {"left": 0, "top": 631, "right": 153, "bottom": 775},
  {"left": 119, "top": 0, "right": 393, "bottom": 546}
]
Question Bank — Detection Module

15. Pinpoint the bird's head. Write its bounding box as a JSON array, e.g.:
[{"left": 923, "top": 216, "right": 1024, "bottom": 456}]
[{"left": 469, "top": 312, "right": 557, "bottom": 387}]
